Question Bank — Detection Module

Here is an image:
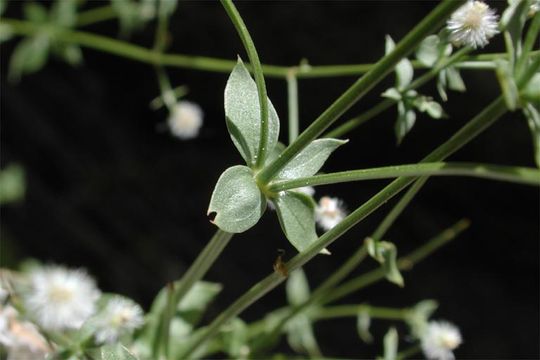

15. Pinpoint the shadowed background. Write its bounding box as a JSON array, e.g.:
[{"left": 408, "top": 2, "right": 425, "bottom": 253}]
[{"left": 1, "top": 1, "right": 539, "bottom": 358}]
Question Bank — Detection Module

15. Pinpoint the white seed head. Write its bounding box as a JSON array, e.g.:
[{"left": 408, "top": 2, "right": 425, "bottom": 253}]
[
  {"left": 447, "top": 1, "right": 499, "bottom": 49},
  {"left": 421, "top": 320, "right": 462, "bottom": 360},
  {"left": 167, "top": 101, "right": 204, "bottom": 140},
  {"left": 24, "top": 265, "right": 100, "bottom": 331},
  {"left": 94, "top": 297, "right": 144, "bottom": 344},
  {"left": 315, "top": 196, "right": 347, "bottom": 231}
]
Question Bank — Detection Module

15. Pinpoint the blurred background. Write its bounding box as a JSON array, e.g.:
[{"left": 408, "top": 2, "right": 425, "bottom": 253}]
[{"left": 1, "top": 1, "right": 538, "bottom": 358}]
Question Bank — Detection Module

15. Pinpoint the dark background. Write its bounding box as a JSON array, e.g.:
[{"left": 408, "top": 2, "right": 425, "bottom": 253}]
[{"left": 1, "top": 1, "right": 539, "bottom": 358}]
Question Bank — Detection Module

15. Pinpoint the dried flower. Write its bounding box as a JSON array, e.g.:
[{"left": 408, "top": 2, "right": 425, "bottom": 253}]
[
  {"left": 447, "top": 1, "right": 499, "bottom": 49},
  {"left": 24, "top": 265, "right": 100, "bottom": 331},
  {"left": 167, "top": 101, "right": 204, "bottom": 139},
  {"left": 315, "top": 196, "right": 347, "bottom": 231},
  {"left": 421, "top": 320, "right": 462, "bottom": 360},
  {"left": 94, "top": 297, "right": 144, "bottom": 344}
]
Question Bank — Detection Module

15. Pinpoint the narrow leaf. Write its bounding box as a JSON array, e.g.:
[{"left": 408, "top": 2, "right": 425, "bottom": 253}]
[
  {"left": 356, "top": 311, "right": 373, "bottom": 343},
  {"left": 416, "top": 35, "right": 440, "bottom": 67},
  {"left": 365, "top": 238, "right": 404, "bottom": 287},
  {"left": 386, "top": 35, "right": 414, "bottom": 89},
  {"left": 274, "top": 191, "right": 317, "bottom": 253},
  {"left": 286, "top": 268, "right": 310, "bottom": 305},
  {"left": 395, "top": 101, "right": 416, "bottom": 144},
  {"left": 495, "top": 59, "right": 520, "bottom": 111},
  {"left": 286, "top": 314, "right": 321, "bottom": 357},
  {"left": 8, "top": 35, "right": 50, "bottom": 82},
  {"left": 208, "top": 165, "right": 266, "bottom": 233},
  {"left": 382, "top": 327, "right": 398, "bottom": 360},
  {"left": 222, "top": 318, "right": 249, "bottom": 358},
  {"left": 523, "top": 103, "right": 540, "bottom": 167},
  {"left": 274, "top": 138, "right": 347, "bottom": 180},
  {"left": 224, "top": 59, "right": 280, "bottom": 167},
  {"left": 446, "top": 66, "right": 466, "bottom": 92}
]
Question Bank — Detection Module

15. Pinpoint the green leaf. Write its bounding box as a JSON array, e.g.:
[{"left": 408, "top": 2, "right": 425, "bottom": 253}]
[
  {"left": 23, "top": 2, "right": 48, "bottom": 23},
  {"left": 523, "top": 103, "right": 540, "bottom": 167},
  {"left": 286, "top": 268, "right": 310, "bottom": 305},
  {"left": 0, "top": 164, "right": 25, "bottom": 205},
  {"left": 522, "top": 73, "right": 540, "bottom": 103},
  {"left": 394, "top": 101, "right": 416, "bottom": 144},
  {"left": 382, "top": 327, "right": 398, "bottom": 360},
  {"left": 221, "top": 318, "right": 249, "bottom": 359},
  {"left": 87, "top": 344, "right": 139, "bottom": 360},
  {"left": 274, "top": 138, "right": 347, "bottom": 180},
  {"left": 416, "top": 35, "right": 440, "bottom": 67},
  {"left": 0, "top": 0, "right": 7, "bottom": 16},
  {"left": 8, "top": 35, "right": 50, "bottom": 82},
  {"left": 386, "top": 35, "right": 413, "bottom": 89},
  {"left": 50, "top": 0, "right": 78, "bottom": 28},
  {"left": 495, "top": 59, "right": 520, "bottom": 111},
  {"left": 381, "top": 87, "right": 402, "bottom": 101},
  {"left": 274, "top": 191, "right": 318, "bottom": 253},
  {"left": 414, "top": 97, "right": 444, "bottom": 119},
  {"left": 265, "top": 142, "right": 286, "bottom": 167},
  {"left": 53, "top": 44, "right": 83, "bottom": 66},
  {"left": 446, "top": 66, "right": 466, "bottom": 92},
  {"left": 208, "top": 165, "right": 266, "bottom": 233},
  {"left": 356, "top": 311, "right": 373, "bottom": 343},
  {"left": 0, "top": 23, "right": 13, "bottom": 44},
  {"left": 111, "top": 0, "right": 148, "bottom": 36},
  {"left": 224, "top": 59, "right": 280, "bottom": 167},
  {"left": 501, "top": 0, "right": 531, "bottom": 64},
  {"left": 366, "top": 238, "right": 404, "bottom": 287},
  {"left": 405, "top": 299, "right": 438, "bottom": 338},
  {"left": 285, "top": 314, "right": 321, "bottom": 357}
]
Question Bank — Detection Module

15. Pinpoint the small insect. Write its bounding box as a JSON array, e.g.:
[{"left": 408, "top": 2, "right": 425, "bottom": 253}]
[{"left": 273, "top": 249, "right": 288, "bottom": 277}]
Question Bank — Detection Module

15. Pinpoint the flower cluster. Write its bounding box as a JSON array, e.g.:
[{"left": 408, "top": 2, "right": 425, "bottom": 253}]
[{"left": 447, "top": 1, "right": 499, "bottom": 49}]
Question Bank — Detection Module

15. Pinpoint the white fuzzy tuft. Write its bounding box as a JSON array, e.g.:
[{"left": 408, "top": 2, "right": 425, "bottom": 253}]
[
  {"left": 421, "top": 320, "right": 462, "bottom": 360},
  {"left": 315, "top": 196, "right": 347, "bottom": 231},
  {"left": 94, "top": 297, "right": 144, "bottom": 344},
  {"left": 167, "top": 101, "right": 204, "bottom": 139},
  {"left": 447, "top": 1, "right": 499, "bottom": 49}
]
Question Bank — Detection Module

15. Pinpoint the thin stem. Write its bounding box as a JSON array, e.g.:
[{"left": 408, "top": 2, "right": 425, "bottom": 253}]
[
  {"left": 221, "top": 0, "right": 269, "bottom": 168},
  {"left": 268, "top": 162, "right": 540, "bottom": 192},
  {"left": 322, "top": 219, "right": 470, "bottom": 304},
  {"left": 256, "top": 0, "right": 465, "bottom": 185},
  {"left": 287, "top": 71, "right": 300, "bottom": 144},
  {"left": 314, "top": 304, "right": 407, "bottom": 321},
  {"left": 325, "top": 47, "right": 472, "bottom": 139},
  {"left": 76, "top": 5, "right": 116, "bottom": 27},
  {"left": 154, "top": 229, "right": 233, "bottom": 359},
  {"left": 517, "top": 12, "right": 540, "bottom": 76},
  {"left": 2, "top": 17, "right": 527, "bottom": 78}
]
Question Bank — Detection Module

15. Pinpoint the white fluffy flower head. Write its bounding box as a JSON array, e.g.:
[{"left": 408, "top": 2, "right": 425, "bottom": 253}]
[
  {"left": 315, "top": 196, "right": 347, "bottom": 231},
  {"left": 447, "top": 1, "right": 499, "bottom": 49},
  {"left": 94, "top": 297, "right": 144, "bottom": 344},
  {"left": 421, "top": 320, "right": 462, "bottom": 360},
  {"left": 24, "top": 265, "right": 100, "bottom": 331},
  {"left": 167, "top": 100, "right": 204, "bottom": 139}
]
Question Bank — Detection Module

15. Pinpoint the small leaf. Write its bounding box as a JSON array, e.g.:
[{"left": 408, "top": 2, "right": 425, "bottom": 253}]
[
  {"left": 53, "top": 43, "right": 83, "bottom": 66},
  {"left": 286, "top": 314, "right": 321, "bottom": 357},
  {"left": 274, "top": 138, "right": 347, "bottom": 180},
  {"left": 437, "top": 70, "right": 449, "bottom": 102},
  {"left": 208, "top": 165, "right": 266, "bottom": 233},
  {"left": 382, "top": 327, "right": 398, "bottom": 360},
  {"left": 8, "top": 35, "right": 50, "bottom": 82},
  {"left": 414, "top": 97, "right": 443, "bottom": 119},
  {"left": 0, "top": 164, "right": 25, "bottom": 204},
  {"left": 222, "top": 318, "right": 249, "bottom": 359},
  {"left": 265, "top": 142, "right": 286, "bottom": 166},
  {"left": 416, "top": 35, "right": 440, "bottom": 67},
  {"left": 394, "top": 101, "right": 416, "bottom": 144},
  {"left": 0, "top": 0, "right": 7, "bottom": 16},
  {"left": 446, "top": 67, "right": 466, "bottom": 92},
  {"left": 50, "top": 0, "right": 78, "bottom": 28},
  {"left": 381, "top": 87, "right": 402, "bottom": 101},
  {"left": 386, "top": 35, "right": 414, "bottom": 89},
  {"left": 501, "top": 0, "right": 530, "bottom": 63},
  {"left": 286, "top": 268, "right": 310, "bottom": 305},
  {"left": 356, "top": 311, "right": 373, "bottom": 343},
  {"left": 0, "top": 23, "right": 13, "bottom": 43},
  {"left": 522, "top": 73, "right": 540, "bottom": 103},
  {"left": 523, "top": 103, "right": 540, "bottom": 167},
  {"left": 365, "top": 238, "right": 404, "bottom": 287},
  {"left": 224, "top": 59, "right": 280, "bottom": 167},
  {"left": 274, "top": 191, "right": 318, "bottom": 253},
  {"left": 495, "top": 59, "right": 520, "bottom": 111},
  {"left": 405, "top": 299, "right": 439, "bottom": 338},
  {"left": 23, "top": 2, "right": 48, "bottom": 23}
]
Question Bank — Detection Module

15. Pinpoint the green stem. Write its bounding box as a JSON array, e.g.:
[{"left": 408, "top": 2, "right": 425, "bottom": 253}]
[
  {"left": 322, "top": 219, "right": 470, "bottom": 304},
  {"left": 517, "top": 12, "right": 540, "bottom": 76},
  {"left": 325, "top": 47, "right": 472, "bottom": 139},
  {"left": 256, "top": 0, "right": 465, "bottom": 185},
  {"left": 221, "top": 0, "right": 269, "bottom": 168},
  {"left": 154, "top": 229, "right": 233, "bottom": 359},
  {"left": 76, "top": 5, "right": 116, "bottom": 27},
  {"left": 287, "top": 71, "right": 300, "bottom": 144},
  {"left": 268, "top": 162, "right": 540, "bottom": 192},
  {"left": 315, "top": 304, "right": 408, "bottom": 321},
  {"left": 1, "top": 17, "right": 527, "bottom": 78}
]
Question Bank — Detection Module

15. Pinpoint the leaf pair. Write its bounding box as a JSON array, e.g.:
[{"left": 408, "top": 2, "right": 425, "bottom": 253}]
[
  {"left": 209, "top": 60, "right": 345, "bottom": 253},
  {"left": 366, "top": 237, "right": 404, "bottom": 287}
]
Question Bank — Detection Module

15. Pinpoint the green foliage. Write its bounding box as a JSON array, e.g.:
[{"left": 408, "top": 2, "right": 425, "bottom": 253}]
[
  {"left": 523, "top": 103, "right": 540, "bottom": 167},
  {"left": 0, "top": 164, "right": 25, "bottom": 205},
  {"left": 225, "top": 59, "right": 280, "bottom": 168},
  {"left": 381, "top": 327, "right": 398, "bottom": 360},
  {"left": 405, "top": 300, "right": 439, "bottom": 339},
  {"left": 221, "top": 318, "right": 249, "bottom": 359},
  {"left": 87, "top": 344, "right": 138, "bottom": 360},
  {"left": 496, "top": 59, "right": 520, "bottom": 110},
  {"left": 366, "top": 237, "right": 404, "bottom": 287},
  {"left": 208, "top": 165, "right": 266, "bottom": 233},
  {"left": 356, "top": 311, "right": 373, "bottom": 343},
  {"left": 386, "top": 35, "right": 413, "bottom": 90},
  {"left": 111, "top": 0, "right": 157, "bottom": 36}
]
